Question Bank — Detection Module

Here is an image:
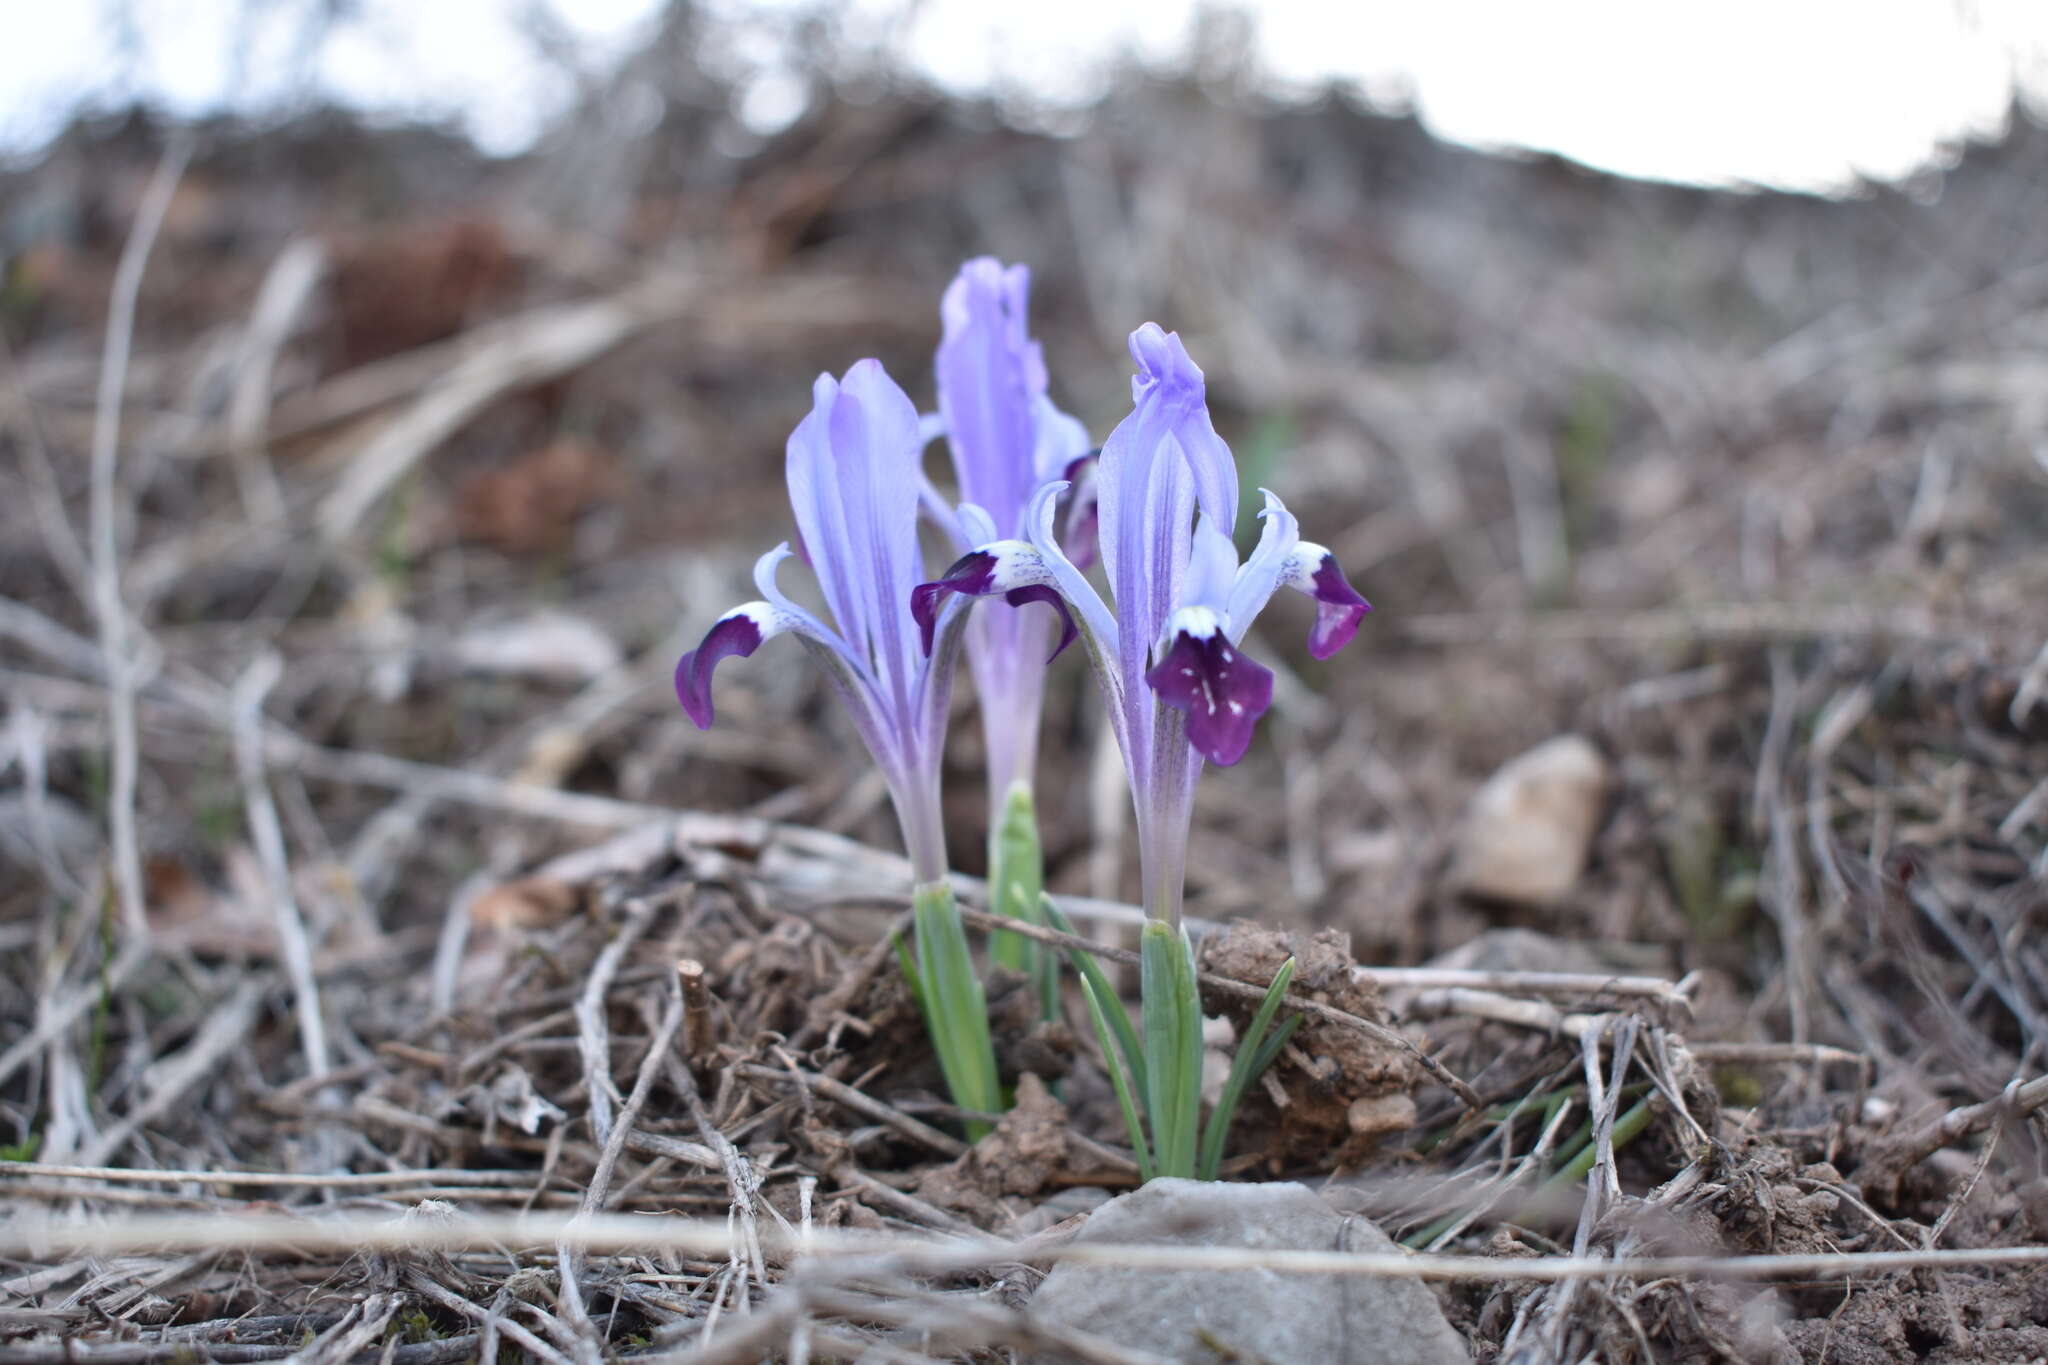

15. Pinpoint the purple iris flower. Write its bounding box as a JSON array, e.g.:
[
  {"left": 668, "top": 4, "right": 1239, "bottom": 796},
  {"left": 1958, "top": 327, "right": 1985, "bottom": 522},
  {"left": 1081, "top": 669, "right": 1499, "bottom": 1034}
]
[
  {"left": 921, "top": 258, "right": 1095, "bottom": 805},
  {"left": 914, "top": 324, "right": 1370, "bottom": 925},
  {"left": 676, "top": 360, "right": 969, "bottom": 884}
]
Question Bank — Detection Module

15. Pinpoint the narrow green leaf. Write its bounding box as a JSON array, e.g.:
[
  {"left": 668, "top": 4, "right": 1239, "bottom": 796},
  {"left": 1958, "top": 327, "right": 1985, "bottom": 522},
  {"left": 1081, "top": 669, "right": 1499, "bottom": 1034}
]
[
  {"left": 1141, "top": 921, "right": 1204, "bottom": 1181},
  {"left": 1079, "top": 973, "right": 1153, "bottom": 1183},
  {"left": 986, "top": 781, "right": 1045, "bottom": 988},
  {"left": 912, "top": 882, "right": 1001, "bottom": 1140},
  {"left": 1199, "top": 956, "right": 1298, "bottom": 1180},
  {"left": 1044, "top": 897, "right": 1145, "bottom": 1102},
  {"left": 892, "top": 931, "right": 926, "bottom": 1016},
  {"left": 1248, "top": 1013, "right": 1302, "bottom": 1081}
]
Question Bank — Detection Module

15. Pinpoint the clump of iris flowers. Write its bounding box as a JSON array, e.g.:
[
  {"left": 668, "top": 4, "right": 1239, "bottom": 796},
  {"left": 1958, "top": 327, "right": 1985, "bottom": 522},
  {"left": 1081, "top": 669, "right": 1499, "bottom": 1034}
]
[{"left": 681, "top": 272, "right": 1369, "bottom": 1176}]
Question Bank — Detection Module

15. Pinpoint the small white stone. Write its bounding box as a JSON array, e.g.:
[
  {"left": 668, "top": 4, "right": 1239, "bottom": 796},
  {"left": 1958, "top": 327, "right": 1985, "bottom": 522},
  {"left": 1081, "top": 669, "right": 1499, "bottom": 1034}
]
[{"left": 1450, "top": 734, "right": 1611, "bottom": 907}]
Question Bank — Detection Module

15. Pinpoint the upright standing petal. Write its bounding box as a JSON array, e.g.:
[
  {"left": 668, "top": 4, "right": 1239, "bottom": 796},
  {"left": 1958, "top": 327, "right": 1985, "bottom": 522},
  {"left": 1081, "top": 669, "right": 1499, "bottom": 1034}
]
[{"left": 937, "top": 259, "right": 1043, "bottom": 542}]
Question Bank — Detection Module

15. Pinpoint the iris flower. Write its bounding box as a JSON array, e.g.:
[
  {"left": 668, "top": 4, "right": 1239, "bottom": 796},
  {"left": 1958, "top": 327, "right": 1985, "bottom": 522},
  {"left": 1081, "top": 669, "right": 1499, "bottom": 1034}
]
[
  {"left": 675, "top": 359, "right": 1000, "bottom": 1127},
  {"left": 914, "top": 323, "right": 1368, "bottom": 1178},
  {"left": 914, "top": 322, "right": 1369, "bottom": 926},
  {"left": 921, "top": 259, "right": 1094, "bottom": 1008},
  {"left": 925, "top": 258, "right": 1095, "bottom": 811}
]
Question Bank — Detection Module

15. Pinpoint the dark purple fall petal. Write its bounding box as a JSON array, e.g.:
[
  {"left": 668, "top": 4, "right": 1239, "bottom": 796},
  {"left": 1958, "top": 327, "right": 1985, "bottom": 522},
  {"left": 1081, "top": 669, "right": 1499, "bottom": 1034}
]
[
  {"left": 1144, "top": 627, "right": 1275, "bottom": 766},
  {"left": 1305, "top": 555, "right": 1371, "bottom": 660},
  {"left": 1003, "top": 585, "right": 1078, "bottom": 662},
  {"left": 675, "top": 612, "right": 764, "bottom": 729},
  {"left": 910, "top": 550, "right": 999, "bottom": 655}
]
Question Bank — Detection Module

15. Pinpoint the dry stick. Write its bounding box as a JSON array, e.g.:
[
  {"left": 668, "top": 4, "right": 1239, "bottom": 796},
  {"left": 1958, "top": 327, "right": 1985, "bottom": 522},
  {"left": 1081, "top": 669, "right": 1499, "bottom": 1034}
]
[
  {"left": 0, "top": 1162, "right": 551, "bottom": 1188},
  {"left": 1409, "top": 987, "right": 1614, "bottom": 1038},
  {"left": 225, "top": 237, "right": 325, "bottom": 523},
  {"left": 574, "top": 898, "right": 663, "bottom": 1149},
  {"left": 1756, "top": 646, "right": 1814, "bottom": 1044},
  {"left": 345, "top": 621, "right": 697, "bottom": 900},
  {"left": 0, "top": 597, "right": 107, "bottom": 681},
  {"left": 0, "top": 332, "right": 93, "bottom": 600},
  {"left": 231, "top": 651, "right": 330, "bottom": 1096},
  {"left": 620, "top": 1130, "right": 722, "bottom": 1171},
  {"left": 24, "top": 1210, "right": 2048, "bottom": 1283},
  {"left": 89, "top": 134, "right": 189, "bottom": 945},
  {"left": 0, "top": 939, "right": 151, "bottom": 1090},
  {"left": 584, "top": 989, "right": 685, "bottom": 1208},
  {"left": 76, "top": 979, "right": 267, "bottom": 1167},
  {"left": 1394, "top": 602, "right": 1975, "bottom": 648},
  {"left": 833, "top": 1169, "right": 978, "bottom": 1236},
  {"left": 0, "top": 1180, "right": 225, "bottom": 1209},
  {"left": 1368, "top": 967, "right": 1688, "bottom": 1007},
  {"left": 558, "top": 991, "right": 684, "bottom": 1365},
  {"left": 953, "top": 906, "right": 1484, "bottom": 1110},
  {"left": 317, "top": 277, "right": 698, "bottom": 541},
  {"left": 1891, "top": 1074, "right": 2048, "bottom": 1166},
  {"left": 659, "top": 1018, "right": 768, "bottom": 1292},
  {"left": 404, "top": 1268, "right": 572, "bottom": 1365},
  {"left": 677, "top": 959, "right": 715, "bottom": 1060},
  {"left": 1686, "top": 1042, "right": 1869, "bottom": 1067},
  {"left": 2010, "top": 636, "right": 2048, "bottom": 730},
  {"left": 732, "top": 1064, "right": 967, "bottom": 1159},
  {"left": 801, "top": 1325, "right": 947, "bottom": 1365},
  {"left": 294, "top": 1292, "right": 400, "bottom": 1365}
]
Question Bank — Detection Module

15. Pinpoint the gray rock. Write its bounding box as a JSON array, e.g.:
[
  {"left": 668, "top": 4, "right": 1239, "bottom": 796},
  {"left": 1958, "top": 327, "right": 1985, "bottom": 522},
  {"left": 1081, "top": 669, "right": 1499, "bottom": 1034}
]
[{"left": 1030, "top": 1179, "right": 1467, "bottom": 1365}]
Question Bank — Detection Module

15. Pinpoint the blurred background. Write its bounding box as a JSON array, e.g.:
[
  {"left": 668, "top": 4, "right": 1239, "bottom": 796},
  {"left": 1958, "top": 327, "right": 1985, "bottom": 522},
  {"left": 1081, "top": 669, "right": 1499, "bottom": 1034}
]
[{"left": 5, "top": 0, "right": 2048, "bottom": 1045}]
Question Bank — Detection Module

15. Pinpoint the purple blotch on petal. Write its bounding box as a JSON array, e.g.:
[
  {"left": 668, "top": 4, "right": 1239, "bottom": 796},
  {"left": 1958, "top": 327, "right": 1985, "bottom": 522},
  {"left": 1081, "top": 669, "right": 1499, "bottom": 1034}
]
[
  {"left": 676, "top": 611, "right": 765, "bottom": 729},
  {"left": 1144, "top": 626, "right": 1275, "bottom": 766},
  {"left": 1004, "top": 584, "right": 1078, "bottom": 663},
  {"left": 1306, "top": 555, "right": 1371, "bottom": 660},
  {"left": 1058, "top": 450, "right": 1102, "bottom": 570},
  {"left": 910, "top": 550, "right": 999, "bottom": 655}
]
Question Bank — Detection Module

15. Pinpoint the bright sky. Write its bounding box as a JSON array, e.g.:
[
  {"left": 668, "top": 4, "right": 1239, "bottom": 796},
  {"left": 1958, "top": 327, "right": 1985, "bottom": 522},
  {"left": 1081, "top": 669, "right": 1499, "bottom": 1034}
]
[{"left": 4, "top": 0, "right": 2046, "bottom": 192}]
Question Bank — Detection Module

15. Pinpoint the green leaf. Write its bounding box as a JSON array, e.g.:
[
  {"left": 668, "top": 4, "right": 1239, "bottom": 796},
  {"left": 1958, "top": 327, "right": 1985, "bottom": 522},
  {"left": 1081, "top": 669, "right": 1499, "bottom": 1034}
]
[
  {"left": 911, "top": 882, "right": 1002, "bottom": 1141},
  {"left": 1199, "top": 956, "right": 1298, "bottom": 1180},
  {"left": 1044, "top": 897, "right": 1145, "bottom": 1101},
  {"left": 1078, "top": 973, "right": 1153, "bottom": 1183},
  {"left": 987, "top": 780, "right": 1044, "bottom": 980},
  {"left": 1141, "top": 921, "right": 1204, "bottom": 1181},
  {"left": 892, "top": 931, "right": 927, "bottom": 1017}
]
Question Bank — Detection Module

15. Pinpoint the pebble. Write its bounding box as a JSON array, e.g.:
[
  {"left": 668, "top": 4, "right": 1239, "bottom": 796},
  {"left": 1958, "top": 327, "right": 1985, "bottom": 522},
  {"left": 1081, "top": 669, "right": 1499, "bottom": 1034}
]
[{"left": 1450, "top": 734, "right": 1610, "bottom": 906}]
